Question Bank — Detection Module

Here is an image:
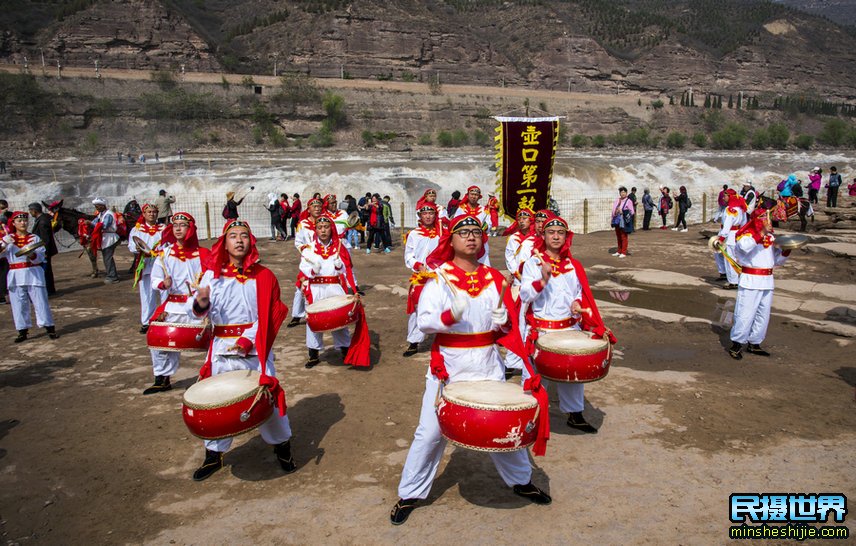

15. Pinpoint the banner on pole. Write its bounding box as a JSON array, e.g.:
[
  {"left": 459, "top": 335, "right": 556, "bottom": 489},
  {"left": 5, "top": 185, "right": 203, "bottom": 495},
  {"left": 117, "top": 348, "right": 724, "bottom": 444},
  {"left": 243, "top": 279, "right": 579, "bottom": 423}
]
[{"left": 494, "top": 116, "right": 559, "bottom": 220}]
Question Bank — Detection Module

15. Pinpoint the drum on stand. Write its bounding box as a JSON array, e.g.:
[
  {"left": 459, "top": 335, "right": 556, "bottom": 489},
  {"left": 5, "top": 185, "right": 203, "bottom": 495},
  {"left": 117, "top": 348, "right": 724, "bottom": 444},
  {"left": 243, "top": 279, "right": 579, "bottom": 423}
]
[
  {"left": 436, "top": 380, "right": 539, "bottom": 452},
  {"left": 147, "top": 321, "right": 212, "bottom": 352},
  {"left": 533, "top": 330, "right": 611, "bottom": 383},
  {"left": 306, "top": 294, "right": 360, "bottom": 332},
  {"left": 182, "top": 370, "right": 274, "bottom": 440}
]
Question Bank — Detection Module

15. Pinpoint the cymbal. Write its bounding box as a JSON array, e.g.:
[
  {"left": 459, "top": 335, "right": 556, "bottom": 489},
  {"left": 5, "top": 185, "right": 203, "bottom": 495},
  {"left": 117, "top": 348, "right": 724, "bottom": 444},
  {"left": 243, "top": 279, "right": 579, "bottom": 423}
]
[
  {"left": 14, "top": 240, "right": 45, "bottom": 258},
  {"left": 775, "top": 234, "right": 808, "bottom": 250}
]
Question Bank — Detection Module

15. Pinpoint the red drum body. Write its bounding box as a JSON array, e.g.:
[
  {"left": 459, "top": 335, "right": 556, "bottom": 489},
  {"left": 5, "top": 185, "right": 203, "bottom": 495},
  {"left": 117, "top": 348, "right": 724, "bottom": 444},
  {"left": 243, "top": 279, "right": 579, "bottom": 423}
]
[
  {"left": 437, "top": 380, "right": 539, "bottom": 452},
  {"left": 147, "top": 321, "right": 211, "bottom": 352},
  {"left": 306, "top": 295, "right": 360, "bottom": 332},
  {"left": 182, "top": 370, "right": 273, "bottom": 440},
  {"left": 533, "top": 330, "right": 611, "bottom": 383}
]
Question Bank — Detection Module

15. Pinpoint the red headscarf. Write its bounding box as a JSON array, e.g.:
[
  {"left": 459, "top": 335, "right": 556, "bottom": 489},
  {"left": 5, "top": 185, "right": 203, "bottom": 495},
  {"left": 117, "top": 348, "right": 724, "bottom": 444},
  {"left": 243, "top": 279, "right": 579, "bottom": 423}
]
[
  {"left": 322, "top": 194, "right": 337, "bottom": 211},
  {"left": 416, "top": 189, "right": 439, "bottom": 209},
  {"left": 160, "top": 211, "right": 200, "bottom": 250},
  {"left": 735, "top": 202, "right": 775, "bottom": 245},
  {"left": 425, "top": 214, "right": 486, "bottom": 269},
  {"left": 205, "top": 219, "right": 260, "bottom": 277},
  {"left": 415, "top": 201, "right": 442, "bottom": 235},
  {"left": 7, "top": 211, "right": 27, "bottom": 234},
  {"left": 467, "top": 185, "right": 481, "bottom": 195},
  {"left": 502, "top": 208, "right": 534, "bottom": 236},
  {"left": 725, "top": 189, "right": 747, "bottom": 213},
  {"left": 299, "top": 197, "right": 324, "bottom": 222}
]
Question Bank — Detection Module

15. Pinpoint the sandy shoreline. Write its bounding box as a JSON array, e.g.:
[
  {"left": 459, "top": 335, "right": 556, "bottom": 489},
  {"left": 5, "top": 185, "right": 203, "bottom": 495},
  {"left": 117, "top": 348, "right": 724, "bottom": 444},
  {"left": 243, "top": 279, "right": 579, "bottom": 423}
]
[{"left": 0, "top": 212, "right": 854, "bottom": 543}]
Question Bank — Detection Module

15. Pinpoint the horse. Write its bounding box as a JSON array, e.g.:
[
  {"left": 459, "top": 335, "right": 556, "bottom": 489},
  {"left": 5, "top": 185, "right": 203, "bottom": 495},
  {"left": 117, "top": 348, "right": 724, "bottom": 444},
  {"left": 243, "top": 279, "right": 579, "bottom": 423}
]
[
  {"left": 773, "top": 196, "right": 813, "bottom": 232},
  {"left": 44, "top": 200, "right": 100, "bottom": 277}
]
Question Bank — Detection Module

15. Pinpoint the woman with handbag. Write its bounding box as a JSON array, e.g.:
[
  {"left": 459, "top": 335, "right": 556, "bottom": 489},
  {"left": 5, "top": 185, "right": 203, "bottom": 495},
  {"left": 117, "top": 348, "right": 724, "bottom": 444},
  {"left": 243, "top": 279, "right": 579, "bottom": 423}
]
[{"left": 611, "top": 186, "right": 635, "bottom": 258}]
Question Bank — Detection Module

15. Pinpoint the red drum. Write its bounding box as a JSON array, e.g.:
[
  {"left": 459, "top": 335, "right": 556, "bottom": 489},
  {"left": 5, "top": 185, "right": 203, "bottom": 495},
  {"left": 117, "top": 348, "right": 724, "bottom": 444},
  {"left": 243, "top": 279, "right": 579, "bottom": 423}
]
[
  {"left": 146, "top": 321, "right": 212, "bottom": 352},
  {"left": 533, "top": 330, "right": 611, "bottom": 383},
  {"left": 305, "top": 295, "right": 360, "bottom": 332},
  {"left": 182, "top": 370, "right": 273, "bottom": 440},
  {"left": 437, "top": 380, "right": 539, "bottom": 452}
]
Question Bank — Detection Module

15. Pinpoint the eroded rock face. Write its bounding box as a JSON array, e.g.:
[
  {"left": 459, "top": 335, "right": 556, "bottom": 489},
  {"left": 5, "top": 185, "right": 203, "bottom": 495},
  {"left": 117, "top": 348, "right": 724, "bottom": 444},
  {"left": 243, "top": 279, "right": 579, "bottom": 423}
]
[{"left": 6, "top": 0, "right": 219, "bottom": 71}]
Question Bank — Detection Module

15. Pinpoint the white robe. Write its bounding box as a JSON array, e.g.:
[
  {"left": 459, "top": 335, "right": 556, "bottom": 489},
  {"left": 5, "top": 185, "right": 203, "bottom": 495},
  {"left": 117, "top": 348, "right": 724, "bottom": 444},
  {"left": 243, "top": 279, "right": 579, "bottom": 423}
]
[
  {"left": 519, "top": 254, "right": 586, "bottom": 413},
  {"left": 190, "top": 268, "right": 292, "bottom": 453},
  {"left": 403, "top": 228, "right": 440, "bottom": 344},
  {"left": 128, "top": 223, "right": 163, "bottom": 326},
  {"left": 397, "top": 262, "right": 531, "bottom": 500},
  {"left": 1, "top": 234, "right": 54, "bottom": 330},
  {"left": 730, "top": 233, "right": 789, "bottom": 345},
  {"left": 718, "top": 208, "right": 747, "bottom": 285},
  {"left": 300, "top": 241, "right": 353, "bottom": 351}
]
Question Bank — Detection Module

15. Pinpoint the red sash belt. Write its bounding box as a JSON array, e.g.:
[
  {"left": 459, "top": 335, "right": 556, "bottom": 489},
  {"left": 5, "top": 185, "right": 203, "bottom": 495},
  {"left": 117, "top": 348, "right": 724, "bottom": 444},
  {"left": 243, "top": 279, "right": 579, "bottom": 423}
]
[
  {"left": 434, "top": 331, "right": 499, "bottom": 348},
  {"left": 741, "top": 267, "right": 773, "bottom": 276},
  {"left": 527, "top": 316, "right": 577, "bottom": 330},
  {"left": 167, "top": 294, "right": 188, "bottom": 303},
  {"left": 730, "top": 226, "right": 739, "bottom": 230},
  {"left": 309, "top": 276, "right": 340, "bottom": 285},
  {"left": 9, "top": 262, "right": 36, "bottom": 270},
  {"left": 213, "top": 323, "right": 253, "bottom": 338}
]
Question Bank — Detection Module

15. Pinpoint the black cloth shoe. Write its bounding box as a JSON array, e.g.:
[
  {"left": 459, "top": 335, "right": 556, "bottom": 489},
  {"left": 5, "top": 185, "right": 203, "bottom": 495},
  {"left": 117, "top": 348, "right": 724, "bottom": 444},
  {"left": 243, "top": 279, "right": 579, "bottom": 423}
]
[
  {"left": 139, "top": 324, "right": 149, "bottom": 334},
  {"left": 192, "top": 449, "right": 224, "bottom": 481},
  {"left": 567, "top": 412, "right": 598, "bottom": 434},
  {"left": 339, "top": 347, "right": 348, "bottom": 358},
  {"left": 725, "top": 283, "right": 738, "bottom": 290},
  {"left": 390, "top": 498, "right": 419, "bottom": 525},
  {"left": 46, "top": 326, "right": 58, "bottom": 340},
  {"left": 305, "top": 349, "right": 320, "bottom": 369},
  {"left": 402, "top": 343, "right": 418, "bottom": 357},
  {"left": 14, "top": 329, "right": 28, "bottom": 343},
  {"left": 143, "top": 376, "right": 172, "bottom": 395},
  {"left": 728, "top": 342, "right": 743, "bottom": 360},
  {"left": 718, "top": 273, "right": 727, "bottom": 280},
  {"left": 746, "top": 343, "right": 770, "bottom": 357},
  {"left": 274, "top": 440, "right": 296, "bottom": 474},
  {"left": 512, "top": 483, "right": 552, "bottom": 505},
  {"left": 286, "top": 317, "right": 301, "bottom": 328}
]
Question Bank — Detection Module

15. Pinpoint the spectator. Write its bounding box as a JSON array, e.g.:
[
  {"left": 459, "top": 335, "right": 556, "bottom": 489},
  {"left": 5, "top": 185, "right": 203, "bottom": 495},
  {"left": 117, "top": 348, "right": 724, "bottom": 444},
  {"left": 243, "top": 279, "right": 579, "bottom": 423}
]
[
  {"left": 714, "top": 184, "right": 728, "bottom": 222},
  {"left": 29, "top": 203, "right": 58, "bottom": 295},
  {"left": 658, "top": 186, "right": 673, "bottom": 230},
  {"left": 223, "top": 191, "right": 244, "bottom": 220},
  {"left": 366, "top": 194, "right": 391, "bottom": 254},
  {"left": 289, "top": 193, "right": 302, "bottom": 239},
  {"left": 1, "top": 159, "right": 7, "bottom": 173},
  {"left": 117, "top": 151, "right": 123, "bottom": 162},
  {"left": 0, "top": 199, "right": 9, "bottom": 303},
  {"left": 382, "top": 195, "right": 394, "bottom": 249},
  {"left": 279, "top": 193, "right": 291, "bottom": 232},
  {"left": 447, "top": 190, "right": 461, "bottom": 218},
  {"left": 672, "top": 186, "right": 690, "bottom": 232},
  {"left": 357, "top": 192, "right": 372, "bottom": 245},
  {"left": 154, "top": 152, "right": 160, "bottom": 162},
  {"left": 154, "top": 189, "right": 175, "bottom": 224},
  {"left": 808, "top": 167, "right": 822, "bottom": 204},
  {"left": 641, "top": 188, "right": 654, "bottom": 230},
  {"left": 266, "top": 193, "right": 287, "bottom": 241},
  {"left": 848, "top": 178, "right": 856, "bottom": 197},
  {"left": 610, "top": 186, "right": 634, "bottom": 258},
  {"left": 123, "top": 198, "right": 142, "bottom": 222},
  {"left": 826, "top": 166, "right": 842, "bottom": 208},
  {"left": 740, "top": 181, "right": 756, "bottom": 207},
  {"left": 628, "top": 186, "right": 638, "bottom": 228}
]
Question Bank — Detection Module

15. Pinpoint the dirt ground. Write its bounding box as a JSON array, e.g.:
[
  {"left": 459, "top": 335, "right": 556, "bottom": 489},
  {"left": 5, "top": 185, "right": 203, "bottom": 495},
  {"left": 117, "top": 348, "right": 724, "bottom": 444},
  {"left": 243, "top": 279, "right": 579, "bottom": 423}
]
[{"left": 1, "top": 211, "right": 855, "bottom": 544}]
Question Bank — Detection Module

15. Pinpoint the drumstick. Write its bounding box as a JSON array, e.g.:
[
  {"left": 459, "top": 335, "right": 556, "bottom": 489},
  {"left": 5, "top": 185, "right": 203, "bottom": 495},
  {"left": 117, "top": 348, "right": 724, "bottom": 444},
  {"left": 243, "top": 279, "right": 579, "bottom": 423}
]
[
  {"left": 497, "top": 280, "right": 509, "bottom": 309},
  {"left": 185, "top": 280, "right": 194, "bottom": 296}
]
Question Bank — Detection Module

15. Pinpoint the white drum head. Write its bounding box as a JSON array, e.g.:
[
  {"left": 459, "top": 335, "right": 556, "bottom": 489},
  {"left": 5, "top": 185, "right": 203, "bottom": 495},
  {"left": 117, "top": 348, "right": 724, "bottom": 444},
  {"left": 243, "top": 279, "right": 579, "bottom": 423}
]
[
  {"left": 443, "top": 380, "right": 536, "bottom": 410},
  {"left": 184, "top": 369, "right": 261, "bottom": 406},
  {"left": 537, "top": 330, "right": 607, "bottom": 355},
  {"left": 306, "top": 294, "right": 355, "bottom": 313}
]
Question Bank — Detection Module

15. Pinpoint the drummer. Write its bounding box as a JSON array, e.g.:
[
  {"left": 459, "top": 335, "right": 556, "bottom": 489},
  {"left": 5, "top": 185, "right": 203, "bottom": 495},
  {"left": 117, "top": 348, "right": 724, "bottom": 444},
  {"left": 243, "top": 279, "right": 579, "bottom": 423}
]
[
  {"left": 727, "top": 199, "right": 790, "bottom": 360},
  {"left": 402, "top": 201, "right": 442, "bottom": 357},
  {"left": 519, "top": 212, "right": 616, "bottom": 433},
  {"left": 144, "top": 212, "right": 209, "bottom": 395},
  {"left": 416, "top": 189, "right": 448, "bottom": 225},
  {"left": 391, "top": 213, "right": 551, "bottom": 526},
  {"left": 323, "top": 194, "right": 352, "bottom": 248},
  {"left": 286, "top": 196, "right": 324, "bottom": 329},
  {"left": 188, "top": 219, "right": 294, "bottom": 481},
  {"left": 128, "top": 203, "right": 164, "bottom": 334},
  {"left": 716, "top": 190, "right": 747, "bottom": 290},
  {"left": 0, "top": 211, "right": 58, "bottom": 342},
  {"left": 503, "top": 208, "right": 535, "bottom": 286},
  {"left": 300, "top": 213, "right": 369, "bottom": 368},
  {"left": 449, "top": 185, "right": 491, "bottom": 266}
]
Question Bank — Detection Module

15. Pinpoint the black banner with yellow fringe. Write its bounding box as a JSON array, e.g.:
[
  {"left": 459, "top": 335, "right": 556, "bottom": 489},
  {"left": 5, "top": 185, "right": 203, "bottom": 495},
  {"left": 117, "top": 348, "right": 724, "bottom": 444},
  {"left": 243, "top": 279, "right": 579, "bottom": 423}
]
[{"left": 494, "top": 117, "right": 559, "bottom": 219}]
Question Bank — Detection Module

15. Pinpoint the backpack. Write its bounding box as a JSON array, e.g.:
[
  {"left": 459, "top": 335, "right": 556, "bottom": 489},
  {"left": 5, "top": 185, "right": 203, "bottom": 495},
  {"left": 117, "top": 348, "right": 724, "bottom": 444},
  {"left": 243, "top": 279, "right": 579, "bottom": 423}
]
[
  {"left": 686, "top": 196, "right": 692, "bottom": 209},
  {"left": 113, "top": 212, "right": 128, "bottom": 238},
  {"left": 776, "top": 179, "right": 787, "bottom": 192},
  {"left": 222, "top": 205, "right": 230, "bottom": 219}
]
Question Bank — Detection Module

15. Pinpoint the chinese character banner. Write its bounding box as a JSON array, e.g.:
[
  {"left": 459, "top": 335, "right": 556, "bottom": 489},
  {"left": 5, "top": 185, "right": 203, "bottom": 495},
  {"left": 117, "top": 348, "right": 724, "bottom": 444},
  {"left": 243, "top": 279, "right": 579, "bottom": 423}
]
[{"left": 494, "top": 116, "right": 559, "bottom": 220}]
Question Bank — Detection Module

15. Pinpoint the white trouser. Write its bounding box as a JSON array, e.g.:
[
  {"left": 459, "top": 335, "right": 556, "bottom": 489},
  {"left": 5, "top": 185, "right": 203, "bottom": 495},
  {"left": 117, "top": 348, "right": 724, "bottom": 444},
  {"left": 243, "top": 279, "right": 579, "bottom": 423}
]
[
  {"left": 9, "top": 285, "right": 54, "bottom": 330},
  {"left": 724, "top": 244, "right": 740, "bottom": 285},
  {"left": 306, "top": 324, "right": 351, "bottom": 351},
  {"left": 397, "top": 376, "right": 532, "bottom": 500},
  {"left": 406, "top": 313, "right": 425, "bottom": 344},
  {"left": 150, "top": 350, "right": 180, "bottom": 377},
  {"left": 292, "top": 287, "right": 306, "bottom": 318},
  {"left": 204, "top": 354, "right": 292, "bottom": 452},
  {"left": 138, "top": 273, "right": 159, "bottom": 325},
  {"left": 522, "top": 358, "right": 585, "bottom": 413},
  {"left": 714, "top": 252, "right": 726, "bottom": 275},
  {"left": 730, "top": 287, "right": 772, "bottom": 345}
]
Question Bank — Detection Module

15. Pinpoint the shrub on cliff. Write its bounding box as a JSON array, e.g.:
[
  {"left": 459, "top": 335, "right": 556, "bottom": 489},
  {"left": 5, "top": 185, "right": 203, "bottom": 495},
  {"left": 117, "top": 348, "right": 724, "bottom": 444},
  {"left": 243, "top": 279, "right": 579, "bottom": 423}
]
[
  {"left": 750, "top": 128, "right": 770, "bottom": 149},
  {"left": 691, "top": 132, "right": 707, "bottom": 148},
  {"left": 710, "top": 123, "right": 748, "bottom": 149},
  {"left": 140, "top": 90, "right": 225, "bottom": 120},
  {"left": 818, "top": 119, "right": 848, "bottom": 146},
  {"left": 0, "top": 73, "right": 56, "bottom": 130},
  {"left": 767, "top": 123, "right": 790, "bottom": 149},
  {"left": 278, "top": 72, "right": 321, "bottom": 105},
  {"left": 666, "top": 132, "right": 685, "bottom": 148},
  {"left": 794, "top": 134, "right": 814, "bottom": 150},
  {"left": 322, "top": 92, "right": 347, "bottom": 131},
  {"left": 571, "top": 134, "right": 588, "bottom": 148}
]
